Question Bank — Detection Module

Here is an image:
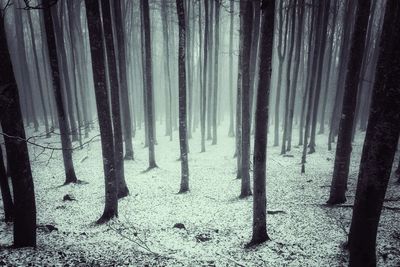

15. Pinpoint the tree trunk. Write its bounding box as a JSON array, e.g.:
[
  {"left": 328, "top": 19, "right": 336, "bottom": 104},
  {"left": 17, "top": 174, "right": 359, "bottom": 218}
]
[
  {"left": 0, "top": 13, "right": 36, "bottom": 247},
  {"left": 176, "top": 0, "right": 189, "bottom": 193},
  {"left": 228, "top": 0, "right": 235, "bottom": 138},
  {"left": 43, "top": 3, "right": 78, "bottom": 185},
  {"left": 212, "top": 0, "right": 220, "bottom": 145},
  {"left": 240, "top": 0, "right": 253, "bottom": 198},
  {"left": 85, "top": 0, "right": 118, "bottom": 224},
  {"left": 250, "top": 0, "right": 275, "bottom": 246},
  {"left": 113, "top": 0, "right": 134, "bottom": 160},
  {"left": 141, "top": 0, "right": 157, "bottom": 169},
  {"left": 348, "top": 2, "right": 400, "bottom": 265},
  {"left": 327, "top": 0, "right": 371, "bottom": 205},
  {"left": 201, "top": 0, "right": 208, "bottom": 153},
  {"left": 101, "top": 0, "right": 129, "bottom": 199}
]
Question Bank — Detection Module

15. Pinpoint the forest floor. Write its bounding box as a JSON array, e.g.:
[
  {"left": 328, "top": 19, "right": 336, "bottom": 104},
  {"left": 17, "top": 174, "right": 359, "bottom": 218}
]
[{"left": 1, "top": 123, "right": 400, "bottom": 266}]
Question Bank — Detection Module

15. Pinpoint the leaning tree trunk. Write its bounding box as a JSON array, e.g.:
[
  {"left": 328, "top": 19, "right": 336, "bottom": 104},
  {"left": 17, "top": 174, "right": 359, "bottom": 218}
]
[
  {"left": 327, "top": 0, "right": 371, "bottom": 205},
  {"left": 250, "top": 0, "right": 275, "bottom": 246},
  {"left": 43, "top": 2, "right": 78, "bottom": 185},
  {"left": 348, "top": 2, "right": 400, "bottom": 265},
  {"left": 0, "top": 12, "right": 36, "bottom": 247},
  {"left": 85, "top": 0, "right": 118, "bottom": 224},
  {"left": 176, "top": 0, "right": 189, "bottom": 193},
  {"left": 240, "top": 0, "right": 253, "bottom": 198}
]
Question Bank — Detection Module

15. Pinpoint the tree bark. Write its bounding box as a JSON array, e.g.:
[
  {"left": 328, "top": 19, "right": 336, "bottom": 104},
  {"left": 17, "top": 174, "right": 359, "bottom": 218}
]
[
  {"left": 250, "top": 0, "right": 275, "bottom": 246},
  {"left": 85, "top": 0, "right": 118, "bottom": 223},
  {"left": 327, "top": 0, "right": 371, "bottom": 205},
  {"left": 0, "top": 12, "right": 36, "bottom": 247},
  {"left": 176, "top": 0, "right": 189, "bottom": 193},
  {"left": 240, "top": 0, "right": 253, "bottom": 198},
  {"left": 348, "top": 2, "right": 400, "bottom": 265},
  {"left": 43, "top": 2, "right": 78, "bottom": 185}
]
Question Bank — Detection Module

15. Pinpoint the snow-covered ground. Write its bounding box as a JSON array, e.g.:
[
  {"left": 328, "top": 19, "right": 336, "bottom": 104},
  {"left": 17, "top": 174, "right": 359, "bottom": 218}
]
[{"left": 1, "top": 123, "right": 399, "bottom": 266}]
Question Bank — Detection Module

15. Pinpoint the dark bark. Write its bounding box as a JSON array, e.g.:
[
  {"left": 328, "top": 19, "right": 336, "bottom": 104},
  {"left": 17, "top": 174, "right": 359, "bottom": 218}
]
[
  {"left": 141, "top": 0, "right": 157, "bottom": 169},
  {"left": 85, "top": 0, "right": 118, "bottom": 223},
  {"left": 0, "top": 13, "right": 36, "bottom": 246},
  {"left": 286, "top": 0, "right": 305, "bottom": 151},
  {"left": 308, "top": 0, "right": 331, "bottom": 153},
  {"left": 176, "top": 0, "right": 189, "bottom": 193},
  {"left": 240, "top": 0, "right": 253, "bottom": 198},
  {"left": 327, "top": 0, "right": 371, "bottom": 205},
  {"left": 43, "top": 2, "right": 78, "bottom": 185},
  {"left": 348, "top": 2, "right": 400, "bottom": 265},
  {"left": 281, "top": 0, "right": 296, "bottom": 155},
  {"left": 101, "top": 0, "right": 129, "bottom": 199},
  {"left": 250, "top": 0, "right": 275, "bottom": 246},
  {"left": 0, "top": 145, "right": 13, "bottom": 222},
  {"left": 113, "top": 0, "right": 134, "bottom": 160}
]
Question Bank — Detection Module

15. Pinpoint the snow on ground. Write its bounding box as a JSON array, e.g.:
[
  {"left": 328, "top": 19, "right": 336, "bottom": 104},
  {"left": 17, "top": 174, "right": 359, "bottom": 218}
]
[{"left": 0, "top": 123, "right": 399, "bottom": 266}]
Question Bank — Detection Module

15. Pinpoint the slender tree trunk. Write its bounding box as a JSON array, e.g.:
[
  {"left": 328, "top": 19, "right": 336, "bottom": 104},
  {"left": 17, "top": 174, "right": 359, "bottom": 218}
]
[
  {"left": 201, "top": 0, "right": 208, "bottom": 153},
  {"left": 113, "top": 0, "right": 134, "bottom": 160},
  {"left": 43, "top": 3, "right": 78, "bottom": 185},
  {"left": 176, "top": 0, "right": 189, "bottom": 193},
  {"left": 348, "top": 2, "right": 400, "bottom": 265},
  {"left": 26, "top": 11, "right": 51, "bottom": 138},
  {"left": 212, "top": 0, "right": 220, "bottom": 145},
  {"left": 240, "top": 0, "right": 253, "bottom": 198},
  {"left": 85, "top": 0, "right": 118, "bottom": 223},
  {"left": 250, "top": 0, "right": 275, "bottom": 245},
  {"left": 327, "top": 0, "right": 371, "bottom": 205},
  {"left": 141, "top": 0, "right": 157, "bottom": 169},
  {"left": 228, "top": 0, "right": 235, "bottom": 137},
  {"left": 161, "top": 1, "right": 173, "bottom": 141}
]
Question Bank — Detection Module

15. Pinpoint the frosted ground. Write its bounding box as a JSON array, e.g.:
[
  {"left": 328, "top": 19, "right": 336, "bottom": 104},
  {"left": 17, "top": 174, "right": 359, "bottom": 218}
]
[{"left": 1, "top": 123, "right": 399, "bottom": 266}]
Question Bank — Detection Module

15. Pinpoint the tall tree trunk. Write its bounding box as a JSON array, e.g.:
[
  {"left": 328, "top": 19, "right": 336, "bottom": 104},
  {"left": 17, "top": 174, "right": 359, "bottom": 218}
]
[
  {"left": 43, "top": 3, "right": 78, "bottom": 185},
  {"left": 250, "top": 0, "right": 275, "bottom": 245},
  {"left": 26, "top": 11, "right": 51, "bottom": 138},
  {"left": 101, "top": 0, "right": 129, "bottom": 199},
  {"left": 287, "top": 0, "right": 305, "bottom": 151},
  {"left": 113, "top": 0, "right": 134, "bottom": 160},
  {"left": 141, "top": 0, "right": 157, "bottom": 169},
  {"left": 281, "top": 0, "right": 295, "bottom": 155},
  {"left": 201, "top": 0, "right": 208, "bottom": 153},
  {"left": 308, "top": 0, "right": 331, "bottom": 153},
  {"left": 327, "top": 0, "right": 371, "bottom": 205},
  {"left": 211, "top": 0, "right": 220, "bottom": 145},
  {"left": 0, "top": 12, "right": 36, "bottom": 246},
  {"left": 228, "top": 0, "right": 235, "bottom": 137},
  {"left": 85, "top": 0, "right": 118, "bottom": 223},
  {"left": 176, "top": 0, "right": 189, "bottom": 193},
  {"left": 273, "top": 0, "right": 289, "bottom": 147},
  {"left": 348, "top": 2, "right": 400, "bottom": 265},
  {"left": 161, "top": 0, "right": 173, "bottom": 141},
  {"left": 240, "top": 0, "right": 253, "bottom": 198}
]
